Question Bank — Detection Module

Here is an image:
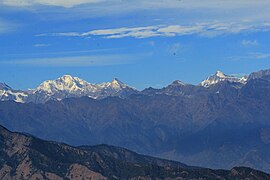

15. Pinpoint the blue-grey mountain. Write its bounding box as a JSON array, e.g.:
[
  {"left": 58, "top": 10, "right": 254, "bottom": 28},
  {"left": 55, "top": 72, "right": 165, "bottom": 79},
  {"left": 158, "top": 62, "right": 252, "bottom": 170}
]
[
  {"left": 1, "top": 124, "right": 269, "bottom": 179},
  {"left": 0, "top": 69, "right": 270, "bottom": 173}
]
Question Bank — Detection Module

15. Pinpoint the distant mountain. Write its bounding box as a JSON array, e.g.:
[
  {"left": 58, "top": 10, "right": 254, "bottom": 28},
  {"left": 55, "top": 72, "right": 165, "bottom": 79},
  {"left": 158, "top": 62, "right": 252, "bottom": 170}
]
[
  {"left": 0, "top": 70, "right": 249, "bottom": 104},
  {"left": 1, "top": 69, "right": 270, "bottom": 173},
  {"left": 0, "top": 75, "right": 138, "bottom": 103},
  {"left": 0, "top": 70, "right": 252, "bottom": 103},
  {"left": 0, "top": 83, "right": 28, "bottom": 103},
  {"left": 141, "top": 70, "right": 248, "bottom": 97},
  {"left": 0, "top": 83, "right": 11, "bottom": 91},
  {"left": 200, "top": 70, "right": 247, "bottom": 88},
  {"left": 248, "top": 69, "right": 270, "bottom": 80},
  {"left": 1, "top": 124, "right": 269, "bottom": 179}
]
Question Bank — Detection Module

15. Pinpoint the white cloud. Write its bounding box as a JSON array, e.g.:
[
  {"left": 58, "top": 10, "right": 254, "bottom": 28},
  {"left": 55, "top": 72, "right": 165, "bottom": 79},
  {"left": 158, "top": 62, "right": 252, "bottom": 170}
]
[
  {"left": 0, "top": 48, "right": 121, "bottom": 58},
  {"left": 1, "top": 0, "right": 104, "bottom": 8},
  {"left": 2, "top": 0, "right": 270, "bottom": 39},
  {"left": 0, "top": 54, "right": 141, "bottom": 67},
  {"left": 82, "top": 26, "right": 160, "bottom": 38},
  {"left": 2, "top": 0, "right": 270, "bottom": 28},
  {"left": 3, "top": 0, "right": 270, "bottom": 40},
  {"left": 41, "top": 22, "right": 270, "bottom": 39},
  {"left": 157, "top": 25, "right": 203, "bottom": 36},
  {"left": 36, "top": 32, "right": 81, "bottom": 37},
  {"left": 241, "top": 40, "right": 258, "bottom": 46},
  {"left": 2, "top": 0, "right": 270, "bottom": 9}
]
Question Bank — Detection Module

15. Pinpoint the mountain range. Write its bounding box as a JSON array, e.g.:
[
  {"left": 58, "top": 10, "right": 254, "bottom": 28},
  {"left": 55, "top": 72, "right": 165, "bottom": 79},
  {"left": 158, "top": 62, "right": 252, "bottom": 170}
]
[
  {"left": 1, "top": 124, "right": 269, "bottom": 179},
  {"left": 1, "top": 69, "right": 270, "bottom": 173},
  {"left": 0, "top": 75, "right": 137, "bottom": 103},
  {"left": 0, "top": 70, "right": 248, "bottom": 104}
]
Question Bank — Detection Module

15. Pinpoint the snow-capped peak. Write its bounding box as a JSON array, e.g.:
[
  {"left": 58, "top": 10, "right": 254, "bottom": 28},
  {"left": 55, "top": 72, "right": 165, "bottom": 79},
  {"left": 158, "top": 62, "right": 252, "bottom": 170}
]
[
  {"left": 171, "top": 80, "right": 186, "bottom": 86},
  {"left": 99, "top": 78, "right": 131, "bottom": 91},
  {"left": 33, "top": 75, "right": 93, "bottom": 94},
  {"left": 215, "top": 70, "right": 226, "bottom": 78},
  {"left": 111, "top": 78, "right": 127, "bottom": 88},
  {"left": 27, "top": 75, "right": 137, "bottom": 102},
  {"left": 200, "top": 71, "right": 247, "bottom": 88}
]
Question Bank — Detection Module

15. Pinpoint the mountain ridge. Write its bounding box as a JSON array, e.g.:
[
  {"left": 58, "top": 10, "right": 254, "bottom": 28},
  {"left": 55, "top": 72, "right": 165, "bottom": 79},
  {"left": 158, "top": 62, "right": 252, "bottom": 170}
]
[
  {"left": 0, "top": 69, "right": 254, "bottom": 103},
  {"left": 0, "top": 75, "right": 138, "bottom": 103},
  {"left": 1, "top": 124, "right": 269, "bottom": 179},
  {"left": 1, "top": 69, "right": 270, "bottom": 172}
]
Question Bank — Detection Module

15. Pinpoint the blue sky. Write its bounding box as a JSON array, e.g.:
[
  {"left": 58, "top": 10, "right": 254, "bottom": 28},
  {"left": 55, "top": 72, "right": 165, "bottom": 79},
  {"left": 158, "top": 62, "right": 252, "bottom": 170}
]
[{"left": 1, "top": 0, "right": 270, "bottom": 90}]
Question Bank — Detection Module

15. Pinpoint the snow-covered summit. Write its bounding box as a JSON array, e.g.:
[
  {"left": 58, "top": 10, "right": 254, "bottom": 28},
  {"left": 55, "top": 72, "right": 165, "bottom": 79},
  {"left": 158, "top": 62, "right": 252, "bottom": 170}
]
[
  {"left": 200, "top": 71, "right": 247, "bottom": 88},
  {"left": 0, "top": 83, "right": 28, "bottom": 103},
  {"left": 33, "top": 75, "right": 96, "bottom": 94},
  {"left": 25, "top": 75, "right": 137, "bottom": 103},
  {"left": 215, "top": 70, "right": 226, "bottom": 78},
  {"left": 99, "top": 78, "right": 133, "bottom": 91}
]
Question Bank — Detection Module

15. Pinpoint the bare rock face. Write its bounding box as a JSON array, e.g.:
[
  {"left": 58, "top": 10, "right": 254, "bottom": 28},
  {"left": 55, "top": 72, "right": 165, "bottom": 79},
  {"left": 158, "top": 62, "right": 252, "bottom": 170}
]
[
  {"left": 0, "top": 125, "right": 269, "bottom": 179},
  {"left": 67, "top": 164, "right": 107, "bottom": 180}
]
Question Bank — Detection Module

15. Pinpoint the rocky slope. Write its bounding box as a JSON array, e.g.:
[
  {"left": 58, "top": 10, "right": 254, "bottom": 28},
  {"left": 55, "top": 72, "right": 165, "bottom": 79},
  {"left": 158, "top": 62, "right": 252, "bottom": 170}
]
[{"left": 0, "top": 124, "right": 269, "bottom": 179}]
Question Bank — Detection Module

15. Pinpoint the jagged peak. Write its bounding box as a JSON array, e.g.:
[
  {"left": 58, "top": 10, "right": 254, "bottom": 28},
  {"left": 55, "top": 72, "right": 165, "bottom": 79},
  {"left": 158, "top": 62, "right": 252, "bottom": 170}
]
[
  {"left": 215, "top": 70, "right": 226, "bottom": 78},
  {"left": 99, "top": 78, "right": 130, "bottom": 90},
  {"left": 111, "top": 78, "right": 123, "bottom": 85}
]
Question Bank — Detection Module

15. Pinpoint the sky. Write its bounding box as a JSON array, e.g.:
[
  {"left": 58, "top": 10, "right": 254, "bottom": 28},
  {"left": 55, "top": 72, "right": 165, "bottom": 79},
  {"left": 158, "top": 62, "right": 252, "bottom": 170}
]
[{"left": 1, "top": 0, "right": 270, "bottom": 90}]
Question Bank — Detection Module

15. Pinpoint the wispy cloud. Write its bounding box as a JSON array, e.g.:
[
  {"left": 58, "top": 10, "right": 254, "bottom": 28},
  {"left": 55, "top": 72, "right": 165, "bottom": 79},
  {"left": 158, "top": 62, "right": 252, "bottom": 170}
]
[
  {"left": 1, "top": 0, "right": 105, "bottom": 8},
  {"left": 0, "top": 54, "right": 143, "bottom": 67},
  {"left": 253, "top": 53, "right": 270, "bottom": 59},
  {"left": 0, "top": 19, "right": 15, "bottom": 34},
  {"left": 3, "top": 0, "right": 270, "bottom": 39},
  {"left": 39, "top": 22, "right": 270, "bottom": 39},
  {"left": 0, "top": 48, "right": 122, "bottom": 57},
  {"left": 2, "top": 0, "right": 270, "bottom": 10},
  {"left": 33, "top": 43, "right": 51, "bottom": 47},
  {"left": 228, "top": 52, "right": 270, "bottom": 61},
  {"left": 241, "top": 40, "right": 258, "bottom": 46},
  {"left": 230, "top": 73, "right": 248, "bottom": 78}
]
